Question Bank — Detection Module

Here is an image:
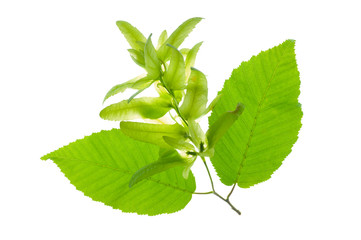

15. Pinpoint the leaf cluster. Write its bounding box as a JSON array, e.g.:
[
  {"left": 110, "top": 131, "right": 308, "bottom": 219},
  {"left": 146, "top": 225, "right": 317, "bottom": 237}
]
[{"left": 41, "top": 18, "right": 302, "bottom": 215}]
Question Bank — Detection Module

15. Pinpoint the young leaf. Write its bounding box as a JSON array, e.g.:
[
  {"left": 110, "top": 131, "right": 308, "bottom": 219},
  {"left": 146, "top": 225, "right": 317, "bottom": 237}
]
[
  {"left": 209, "top": 40, "right": 302, "bottom": 188},
  {"left": 163, "top": 44, "right": 186, "bottom": 90},
  {"left": 180, "top": 68, "right": 208, "bottom": 120},
  {"left": 41, "top": 129, "right": 195, "bottom": 215},
  {"left": 144, "top": 35, "right": 161, "bottom": 79},
  {"left": 157, "top": 30, "right": 168, "bottom": 49},
  {"left": 206, "top": 103, "right": 244, "bottom": 149},
  {"left": 119, "top": 121, "right": 187, "bottom": 148},
  {"left": 100, "top": 97, "right": 171, "bottom": 121},
  {"left": 185, "top": 42, "right": 203, "bottom": 80},
  {"left": 129, "top": 148, "right": 188, "bottom": 187},
  {"left": 128, "top": 49, "right": 145, "bottom": 67},
  {"left": 163, "top": 136, "right": 195, "bottom": 151},
  {"left": 116, "top": 21, "right": 146, "bottom": 51},
  {"left": 157, "top": 17, "right": 203, "bottom": 61},
  {"left": 103, "top": 74, "right": 150, "bottom": 103}
]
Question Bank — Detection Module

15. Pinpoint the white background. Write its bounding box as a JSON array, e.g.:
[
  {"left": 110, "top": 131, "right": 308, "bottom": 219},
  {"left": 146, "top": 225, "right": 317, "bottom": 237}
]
[{"left": 1, "top": 0, "right": 360, "bottom": 239}]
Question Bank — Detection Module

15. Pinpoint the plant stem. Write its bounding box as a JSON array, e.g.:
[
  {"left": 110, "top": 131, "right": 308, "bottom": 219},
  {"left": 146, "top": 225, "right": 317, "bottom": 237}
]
[
  {"left": 159, "top": 70, "right": 240, "bottom": 215},
  {"left": 227, "top": 182, "right": 237, "bottom": 200},
  {"left": 193, "top": 191, "right": 213, "bottom": 195},
  {"left": 201, "top": 156, "right": 241, "bottom": 215},
  {"left": 159, "top": 74, "right": 188, "bottom": 126}
]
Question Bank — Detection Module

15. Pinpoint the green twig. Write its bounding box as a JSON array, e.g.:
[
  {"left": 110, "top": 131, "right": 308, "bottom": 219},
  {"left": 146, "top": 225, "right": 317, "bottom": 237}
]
[{"left": 201, "top": 156, "right": 241, "bottom": 215}]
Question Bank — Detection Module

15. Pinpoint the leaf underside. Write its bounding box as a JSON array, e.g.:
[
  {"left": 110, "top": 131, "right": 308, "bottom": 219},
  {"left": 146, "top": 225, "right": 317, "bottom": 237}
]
[
  {"left": 209, "top": 40, "right": 302, "bottom": 188},
  {"left": 41, "top": 129, "right": 196, "bottom": 215}
]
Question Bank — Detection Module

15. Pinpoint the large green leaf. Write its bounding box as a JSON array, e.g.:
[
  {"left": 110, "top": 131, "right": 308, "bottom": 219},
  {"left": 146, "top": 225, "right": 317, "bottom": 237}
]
[
  {"left": 157, "top": 17, "right": 203, "bottom": 61},
  {"left": 100, "top": 97, "right": 171, "bottom": 121},
  {"left": 119, "top": 121, "right": 187, "bottom": 148},
  {"left": 41, "top": 129, "right": 196, "bottom": 215},
  {"left": 116, "top": 21, "right": 146, "bottom": 51},
  {"left": 209, "top": 40, "right": 302, "bottom": 188}
]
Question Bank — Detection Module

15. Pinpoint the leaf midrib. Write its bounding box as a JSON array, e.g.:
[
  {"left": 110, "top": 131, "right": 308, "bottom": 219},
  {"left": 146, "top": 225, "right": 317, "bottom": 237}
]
[{"left": 49, "top": 156, "right": 193, "bottom": 194}]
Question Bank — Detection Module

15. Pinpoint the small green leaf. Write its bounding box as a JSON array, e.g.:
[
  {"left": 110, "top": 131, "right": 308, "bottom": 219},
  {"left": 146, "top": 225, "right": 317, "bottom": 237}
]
[
  {"left": 157, "top": 30, "right": 168, "bottom": 49},
  {"left": 120, "top": 121, "right": 187, "bottom": 148},
  {"left": 41, "top": 129, "right": 195, "bottom": 215},
  {"left": 185, "top": 42, "right": 203, "bottom": 80},
  {"left": 129, "top": 148, "right": 188, "bottom": 187},
  {"left": 116, "top": 21, "right": 146, "bottom": 51},
  {"left": 144, "top": 34, "right": 161, "bottom": 79},
  {"left": 163, "top": 44, "right": 186, "bottom": 90},
  {"left": 180, "top": 68, "right": 208, "bottom": 120},
  {"left": 163, "top": 136, "right": 195, "bottom": 151},
  {"left": 103, "top": 74, "right": 150, "bottom": 103},
  {"left": 206, "top": 103, "right": 244, "bottom": 149},
  {"left": 100, "top": 97, "right": 171, "bottom": 121},
  {"left": 188, "top": 120, "right": 206, "bottom": 150},
  {"left": 128, "top": 49, "right": 145, "bottom": 67},
  {"left": 157, "top": 17, "right": 203, "bottom": 61}
]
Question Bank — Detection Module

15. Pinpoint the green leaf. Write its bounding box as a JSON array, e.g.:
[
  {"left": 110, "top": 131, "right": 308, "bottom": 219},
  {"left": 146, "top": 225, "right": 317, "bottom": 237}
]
[
  {"left": 206, "top": 103, "right": 244, "bottom": 149},
  {"left": 144, "top": 34, "right": 161, "bottom": 79},
  {"left": 41, "top": 129, "right": 195, "bottom": 215},
  {"left": 185, "top": 42, "right": 203, "bottom": 80},
  {"left": 157, "top": 30, "right": 168, "bottom": 49},
  {"left": 180, "top": 68, "right": 208, "bottom": 120},
  {"left": 100, "top": 97, "right": 171, "bottom": 121},
  {"left": 119, "top": 121, "right": 187, "bottom": 148},
  {"left": 157, "top": 17, "right": 203, "bottom": 61},
  {"left": 129, "top": 148, "right": 189, "bottom": 187},
  {"left": 163, "top": 136, "right": 195, "bottom": 151},
  {"left": 128, "top": 49, "right": 145, "bottom": 67},
  {"left": 209, "top": 39, "right": 302, "bottom": 188},
  {"left": 103, "top": 74, "right": 150, "bottom": 103},
  {"left": 116, "top": 21, "right": 146, "bottom": 51},
  {"left": 163, "top": 44, "right": 186, "bottom": 90}
]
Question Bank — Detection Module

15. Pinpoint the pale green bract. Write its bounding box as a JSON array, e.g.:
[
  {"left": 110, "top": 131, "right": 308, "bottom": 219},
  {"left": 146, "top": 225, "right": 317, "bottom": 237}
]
[
  {"left": 119, "top": 121, "right": 187, "bottom": 148},
  {"left": 144, "top": 35, "right": 161, "bottom": 79},
  {"left": 209, "top": 39, "right": 302, "bottom": 188},
  {"left": 206, "top": 103, "right": 244, "bottom": 150},
  {"left": 163, "top": 44, "right": 186, "bottom": 90},
  {"left": 102, "top": 74, "right": 149, "bottom": 103},
  {"left": 41, "top": 129, "right": 196, "bottom": 215},
  {"left": 180, "top": 68, "right": 208, "bottom": 120},
  {"left": 129, "top": 148, "right": 190, "bottom": 187},
  {"left": 157, "top": 17, "right": 203, "bottom": 61},
  {"left": 116, "top": 21, "right": 146, "bottom": 51},
  {"left": 100, "top": 97, "right": 171, "bottom": 121},
  {"left": 185, "top": 42, "right": 203, "bottom": 81}
]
